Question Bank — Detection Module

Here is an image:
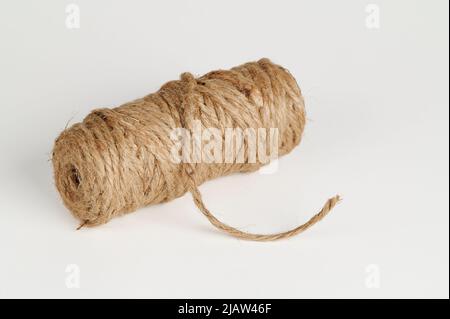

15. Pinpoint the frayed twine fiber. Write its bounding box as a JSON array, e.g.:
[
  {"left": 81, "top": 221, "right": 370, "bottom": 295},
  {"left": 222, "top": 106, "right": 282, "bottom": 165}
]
[{"left": 52, "top": 58, "right": 340, "bottom": 241}]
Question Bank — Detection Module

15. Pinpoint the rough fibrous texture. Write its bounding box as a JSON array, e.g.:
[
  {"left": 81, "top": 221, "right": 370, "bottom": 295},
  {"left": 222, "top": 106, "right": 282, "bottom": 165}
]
[{"left": 53, "top": 58, "right": 339, "bottom": 241}]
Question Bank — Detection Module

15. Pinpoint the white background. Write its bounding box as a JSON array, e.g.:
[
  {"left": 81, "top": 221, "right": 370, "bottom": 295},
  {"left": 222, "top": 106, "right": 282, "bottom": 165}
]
[{"left": 0, "top": 0, "right": 448, "bottom": 298}]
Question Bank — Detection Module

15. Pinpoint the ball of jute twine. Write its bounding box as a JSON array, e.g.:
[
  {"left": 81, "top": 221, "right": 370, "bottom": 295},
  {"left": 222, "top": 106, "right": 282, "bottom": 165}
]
[{"left": 52, "top": 58, "right": 340, "bottom": 241}]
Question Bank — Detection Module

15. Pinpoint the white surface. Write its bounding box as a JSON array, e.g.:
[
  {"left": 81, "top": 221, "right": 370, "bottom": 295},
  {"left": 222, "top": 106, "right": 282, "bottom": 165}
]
[{"left": 0, "top": 0, "right": 448, "bottom": 299}]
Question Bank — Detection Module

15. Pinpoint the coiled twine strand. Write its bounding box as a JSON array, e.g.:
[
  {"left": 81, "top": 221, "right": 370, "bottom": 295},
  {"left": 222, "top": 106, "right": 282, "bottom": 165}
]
[{"left": 52, "top": 58, "right": 340, "bottom": 241}]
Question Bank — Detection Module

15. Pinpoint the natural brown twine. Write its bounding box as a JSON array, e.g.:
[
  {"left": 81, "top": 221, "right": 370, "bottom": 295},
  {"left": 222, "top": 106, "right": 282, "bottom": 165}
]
[{"left": 52, "top": 58, "right": 340, "bottom": 241}]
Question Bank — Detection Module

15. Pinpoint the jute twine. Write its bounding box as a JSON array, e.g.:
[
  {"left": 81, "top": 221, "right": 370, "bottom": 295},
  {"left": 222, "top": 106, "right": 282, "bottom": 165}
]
[{"left": 52, "top": 58, "right": 340, "bottom": 241}]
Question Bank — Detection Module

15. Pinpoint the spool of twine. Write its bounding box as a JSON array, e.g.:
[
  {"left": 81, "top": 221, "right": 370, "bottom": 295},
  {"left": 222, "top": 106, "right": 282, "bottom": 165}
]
[{"left": 52, "top": 58, "right": 340, "bottom": 241}]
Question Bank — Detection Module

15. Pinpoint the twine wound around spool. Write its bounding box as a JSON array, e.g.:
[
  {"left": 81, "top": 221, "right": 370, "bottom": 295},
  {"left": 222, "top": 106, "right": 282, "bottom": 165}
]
[{"left": 53, "top": 58, "right": 340, "bottom": 241}]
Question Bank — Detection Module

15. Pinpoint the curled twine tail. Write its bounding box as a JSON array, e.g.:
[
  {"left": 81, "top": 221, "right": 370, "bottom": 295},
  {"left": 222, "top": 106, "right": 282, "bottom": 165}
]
[
  {"left": 178, "top": 72, "right": 340, "bottom": 241},
  {"left": 184, "top": 165, "right": 340, "bottom": 241}
]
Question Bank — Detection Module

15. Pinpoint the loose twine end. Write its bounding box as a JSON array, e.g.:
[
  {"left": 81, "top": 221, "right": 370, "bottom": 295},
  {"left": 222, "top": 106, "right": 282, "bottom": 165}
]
[
  {"left": 76, "top": 221, "right": 87, "bottom": 230},
  {"left": 188, "top": 171, "right": 341, "bottom": 241}
]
